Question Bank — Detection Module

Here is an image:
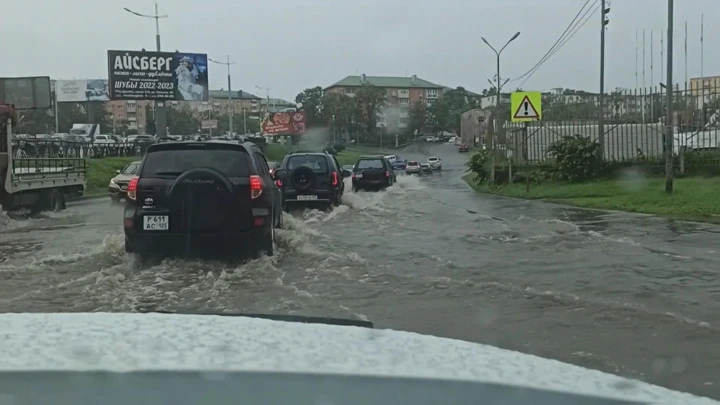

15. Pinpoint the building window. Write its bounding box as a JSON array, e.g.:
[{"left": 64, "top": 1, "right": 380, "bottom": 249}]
[
  {"left": 398, "top": 89, "right": 409, "bottom": 98},
  {"left": 426, "top": 89, "right": 438, "bottom": 98},
  {"left": 399, "top": 98, "right": 409, "bottom": 105}
]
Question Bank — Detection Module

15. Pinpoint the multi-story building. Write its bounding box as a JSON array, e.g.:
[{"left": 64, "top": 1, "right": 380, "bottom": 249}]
[
  {"left": 689, "top": 75, "right": 720, "bottom": 108},
  {"left": 105, "top": 89, "right": 263, "bottom": 134},
  {"left": 324, "top": 74, "right": 444, "bottom": 131}
]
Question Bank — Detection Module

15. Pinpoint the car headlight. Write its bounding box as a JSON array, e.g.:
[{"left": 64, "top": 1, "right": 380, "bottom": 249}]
[{"left": 110, "top": 178, "right": 117, "bottom": 186}]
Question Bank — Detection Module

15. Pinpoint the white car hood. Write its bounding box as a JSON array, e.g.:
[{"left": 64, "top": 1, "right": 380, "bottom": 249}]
[{"left": 0, "top": 313, "right": 715, "bottom": 405}]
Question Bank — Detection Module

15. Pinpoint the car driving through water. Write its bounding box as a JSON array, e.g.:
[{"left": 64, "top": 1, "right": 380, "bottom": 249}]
[{"left": 351, "top": 156, "right": 396, "bottom": 192}]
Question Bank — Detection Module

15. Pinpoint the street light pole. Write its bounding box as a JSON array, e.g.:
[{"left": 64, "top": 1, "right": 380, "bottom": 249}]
[
  {"left": 665, "top": 0, "right": 675, "bottom": 193},
  {"left": 255, "top": 85, "right": 271, "bottom": 113},
  {"left": 481, "top": 31, "right": 521, "bottom": 185},
  {"left": 209, "top": 55, "right": 235, "bottom": 135},
  {"left": 124, "top": 1, "right": 168, "bottom": 138}
]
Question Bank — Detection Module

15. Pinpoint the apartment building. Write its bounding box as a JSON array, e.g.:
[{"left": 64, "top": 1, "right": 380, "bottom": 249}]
[
  {"left": 105, "top": 89, "right": 263, "bottom": 133},
  {"left": 325, "top": 74, "right": 444, "bottom": 131}
]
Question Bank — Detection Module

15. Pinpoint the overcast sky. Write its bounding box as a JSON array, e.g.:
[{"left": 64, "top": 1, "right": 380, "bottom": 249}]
[{"left": 1, "top": 0, "right": 718, "bottom": 101}]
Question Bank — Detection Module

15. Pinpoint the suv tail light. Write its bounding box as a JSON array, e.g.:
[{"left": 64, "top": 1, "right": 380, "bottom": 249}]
[
  {"left": 385, "top": 171, "right": 390, "bottom": 178},
  {"left": 250, "top": 175, "right": 263, "bottom": 199},
  {"left": 275, "top": 179, "right": 282, "bottom": 188},
  {"left": 331, "top": 171, "right": 339, "bottom": 186},
  {"left": 127, "top": 177, "right": 139, "bottom": 201},
  {"left": 351, "top": 173, "right": 356, "bottom": 179}
]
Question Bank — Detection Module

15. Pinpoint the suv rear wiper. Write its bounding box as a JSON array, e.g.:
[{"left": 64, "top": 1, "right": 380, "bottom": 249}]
[{"left": 142, "top": 310, "right": 374, "bottom": 328}]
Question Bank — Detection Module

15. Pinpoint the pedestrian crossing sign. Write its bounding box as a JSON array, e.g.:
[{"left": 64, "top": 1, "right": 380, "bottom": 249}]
[{"left": 511, "top": 91, "right": 542, "bottom": 122}]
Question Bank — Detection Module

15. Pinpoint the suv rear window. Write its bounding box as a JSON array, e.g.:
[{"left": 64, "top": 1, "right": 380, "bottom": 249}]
[
  {"left": 141, "top": 149, "right": 250, "bottom": 177},
  {"left": 286, "top": 155, "right": 328, "bottom": 173},
  {"left": 356, "top": 159, "right": 385, "bottom": 170}
]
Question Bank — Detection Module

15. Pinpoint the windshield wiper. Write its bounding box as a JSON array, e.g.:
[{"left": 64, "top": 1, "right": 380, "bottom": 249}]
[{"left": 142, "top": 310, "right": 374, "bottom": 328}]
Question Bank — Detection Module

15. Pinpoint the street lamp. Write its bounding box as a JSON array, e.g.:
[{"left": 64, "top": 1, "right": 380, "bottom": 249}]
[
  {"left": 124, "top": 1, "right": 169, "bottom": 138},
  {"left": 481, "top": 31, "right": 520, "bottom": 184},
  {"left": 209, "top": 56, "right": 235, "bottom": 135}
]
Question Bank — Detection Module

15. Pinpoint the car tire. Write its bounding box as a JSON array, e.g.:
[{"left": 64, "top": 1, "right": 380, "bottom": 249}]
[
  {"left": 332, "top": 193, "right": 342, "bottom": 207},
  {"left": 275, "top": 207, "right": 284, "bottom": 229},
  {"left": 124, "top": 237, "right": 136, "bottom": 253},
  {"left": 257, "top": 217, "right": 275, "bottom": 258}
]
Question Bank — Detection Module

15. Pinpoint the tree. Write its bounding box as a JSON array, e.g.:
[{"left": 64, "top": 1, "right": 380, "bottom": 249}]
[
  {"left": 15, "top": 102, "right": 88, "bottom": 134},
  {"left": 408, "top": 101, "right": 428, "bottom": 136},
  {"left": 355, "top": 84, "right": 386, "bottom": 135},
  {"left": 145, "top": 105, "right": 156, "bottom": 135},
  {"left": 427, "top": 87, "right": 479, "bottom": 134},
  {"left": 295, "top": 86, "right": 324, "bottom": 127},
  {"left": 215, "top": 112, "right": 261, "bottom": 134},
  {"left": 166, "top": 107, "right": 200, "bottom": 135},
  {"left": 114, "top": 120, "right": 131, "bottom": 135}
]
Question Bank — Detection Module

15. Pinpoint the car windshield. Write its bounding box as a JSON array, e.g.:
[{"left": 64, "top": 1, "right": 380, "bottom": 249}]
[
  {"left": 141, "top": 149, "right": 250, "bottom": 177},
  {"left": 355, "top": 159, "right": 384, "bottom": 170},
  {"left": 286, "top": 155, "right": 328, "bottom": 173},
  {"left": 8, "top": 3, "right": 719, "bottom": 402}
]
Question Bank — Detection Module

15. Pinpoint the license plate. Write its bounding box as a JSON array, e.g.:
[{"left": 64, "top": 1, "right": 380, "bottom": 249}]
[
  {"left": 143, "top": 215, "right": 169, "bottom": 231},
  {"left": 297, "top": 195, "right": 318, "bottom": 201},
  {"left": 355, "top": 173, "right": 363, "bottom": 179}
]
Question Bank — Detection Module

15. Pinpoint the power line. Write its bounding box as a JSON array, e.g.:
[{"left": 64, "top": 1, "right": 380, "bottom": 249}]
[
  {"left": 517, "top": 2, "right": 600, "bottom": 87},
  {"left": 509, "top": 0, "right": 594, "bottom": 82}
]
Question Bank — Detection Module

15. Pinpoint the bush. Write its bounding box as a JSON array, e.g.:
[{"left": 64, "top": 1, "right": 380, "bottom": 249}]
[
  {"left": 467, "top": 150, "right": 490, "bottom": 182},
  {"left": 334, "top": 144, "right": 346, "bottom": 152},
  {"left": 545, "top": 135, "right": 607, "bottom": 182},
  {"left": 323, "top": 146, "right": 337, "bottom": 156}
]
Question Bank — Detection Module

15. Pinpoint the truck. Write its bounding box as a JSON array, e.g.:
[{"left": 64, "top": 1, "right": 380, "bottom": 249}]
[{"left": 1, "top": 104, "right": 86, "bottom": 212}]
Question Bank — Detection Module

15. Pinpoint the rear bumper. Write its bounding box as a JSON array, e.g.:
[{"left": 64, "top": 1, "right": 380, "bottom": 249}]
[
  {"left": 124, "top": 228, "right": 267, "bottom": 254},
  {"left": 353, "top": 179, "right": 389, "bottom": 188},
  {"left": 282, "top": 189, "right": 338, "bottom": 203}
]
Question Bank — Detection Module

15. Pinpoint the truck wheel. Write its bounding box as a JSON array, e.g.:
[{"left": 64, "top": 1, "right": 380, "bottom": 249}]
[{"left": 47, "top": 189, "right": 65, "bottom": 212}]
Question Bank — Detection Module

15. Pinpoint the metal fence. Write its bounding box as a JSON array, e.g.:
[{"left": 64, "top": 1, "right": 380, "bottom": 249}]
[
  {"left": 493, "top": 84, "right": 720, "bottom": 163},
  {"left": 11, "top": 139, "right": 155, "bottom": 159}
]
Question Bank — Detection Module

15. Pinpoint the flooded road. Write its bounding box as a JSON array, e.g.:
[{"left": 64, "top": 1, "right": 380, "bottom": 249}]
[{"left": 1, "top": 142, "right": 719, "bottom": 399}]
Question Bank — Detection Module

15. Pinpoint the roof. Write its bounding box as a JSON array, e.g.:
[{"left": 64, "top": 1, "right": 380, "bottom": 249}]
[
  {"left": 0, "top": 313, "right": 713, "bottom": 404},
  {"left": 259, "top": 97, "right": 295, "bottom": 106},
  {"left": 326, "top": 75, "right": 444, "bottom": 90},
  {"left": 208, "top": 90, "right": 261, "bottom": 100}
]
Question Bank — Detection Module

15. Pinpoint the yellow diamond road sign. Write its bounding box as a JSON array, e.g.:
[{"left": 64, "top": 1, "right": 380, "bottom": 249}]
[{"left": 511, "top": 91, "right": 542, "bottom": 122}]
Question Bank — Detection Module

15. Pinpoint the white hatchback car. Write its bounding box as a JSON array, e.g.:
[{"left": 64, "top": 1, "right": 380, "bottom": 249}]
[
  {"left": 428, "top": 156, "right": 442, "bottom": 170},
  {"left": 405, "top": 160, "right": 420, "bottom": 174}
]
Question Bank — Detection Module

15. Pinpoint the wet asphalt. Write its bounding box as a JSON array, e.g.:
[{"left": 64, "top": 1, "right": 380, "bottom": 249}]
[{"left": 1, "top": 141, "right": 719, "bottom": 399}]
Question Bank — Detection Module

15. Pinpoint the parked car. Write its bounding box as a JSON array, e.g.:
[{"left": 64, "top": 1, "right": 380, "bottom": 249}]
[
  {"left": 391, "top": 159, "right": 408, "bottom": 170},
  {"left": 459, "top": 145, "right": 470, "bottom": 153}
]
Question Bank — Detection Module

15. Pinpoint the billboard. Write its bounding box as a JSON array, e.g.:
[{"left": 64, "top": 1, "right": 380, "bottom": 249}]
[
  {"left": 107, "top": 50, "right": 209, "bottom": 101},
  {"left": 261, "top": 111, "right": 306, "bottom": 135},
  {"left": 55, "top": 79, "right": 109, "bottom": 102},
  {"left": 0, "top": 76, "right": 52, "bottom": 109},
  {"left": 201, "top": 119, "right": 218, "bottom": 130}
]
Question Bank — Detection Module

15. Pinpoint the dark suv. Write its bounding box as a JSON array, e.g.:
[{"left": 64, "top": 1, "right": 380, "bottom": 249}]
[
  {"left": 123, "top": 141, "right": 283, "bottom": 258},
  {"left": 351, "top": 156, "right": 396, "bottom": 192},
  {"left": 274, "top": 152, "right": 350, "bottom": 209}
]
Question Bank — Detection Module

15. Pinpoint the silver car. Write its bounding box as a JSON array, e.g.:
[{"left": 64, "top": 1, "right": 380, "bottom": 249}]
[
  {"left": 405, "top": 161, "right": 420, "bottom": 174},
  {"left": 428, "top": 156, "right": 442, "bottom": 170}
]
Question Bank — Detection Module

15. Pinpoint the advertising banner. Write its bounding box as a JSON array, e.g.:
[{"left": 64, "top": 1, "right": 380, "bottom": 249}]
[
  {"left": 0, "top": 76, "right": 52, "bottom": 109},
  {"left": 55, "top": 79, "right": 109, "bottom": 102},
  {"left": 261, "top": 111, "right": 306, "bottom": 135},
  {"left": 107, "top": 50, "right": 209, "bottom": 101},
  {"left": 201, "top": 119, "right": 218, "bottom": 130}
]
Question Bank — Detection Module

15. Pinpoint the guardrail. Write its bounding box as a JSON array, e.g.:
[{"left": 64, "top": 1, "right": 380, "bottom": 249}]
[{"left": 11, "top": 139, "right": 154, "bottom": 159}]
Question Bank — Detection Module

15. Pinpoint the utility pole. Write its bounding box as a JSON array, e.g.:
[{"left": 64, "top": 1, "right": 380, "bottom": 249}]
[
  {"left": 209, "top": 55, "right": 235, "bottom": 135},
  {"left": 481, "top": 31, "right": 520, "bottom": 185},
  {"left": 599, "top": 0, "right": 610, "bottom": 156},
  {"left": 664, "top": 0, "right": 674, "bottom": 193},
  {"left": 124, "top": 1, "right": 168, "bottom": 137},
  {"left": 255, "top": 85, "right": 271, "bottom": 114}
]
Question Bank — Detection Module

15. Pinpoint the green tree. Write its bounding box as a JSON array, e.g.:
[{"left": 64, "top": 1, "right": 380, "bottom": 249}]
[
  {"left": 355, "top": 84, "right": 386, "bottom": 135},
  {"left": 215, "top": 112, "right": 261, "bottom": 134},
  {"left": 428, "top": 87, "right": 479, "bottom": 133},
  {"left": 295, "top": 86, "right": 324, "bottom": 127},
  {"left": 408, "top": 101, "right": 428, "bottom": 136},
  {"left": 114, "top": 120, "right": 131, "bottom": 135},
  {"left": 15, "top": 103, "right": 88, "bottom": 134},
  {"left": 167, "top": 107, "right": 200, "bottom": 135},
  {"left": 145, "top": 105, "right": 156, "bottom": 135}
]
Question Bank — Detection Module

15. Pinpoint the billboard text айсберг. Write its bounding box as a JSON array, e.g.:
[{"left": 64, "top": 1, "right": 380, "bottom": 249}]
[{"left": 107, "top": 50, "right": 209, "bottom": 101}]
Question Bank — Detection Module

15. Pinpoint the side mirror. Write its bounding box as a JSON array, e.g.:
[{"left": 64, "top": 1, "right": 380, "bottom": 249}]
[
  {"left": 273, "top": 169, "right": 289, "bottom": 181},
  {"left": 342, "top": 169, "right": 351, "bottom": 177},
  {"left": 115, "top": 169, "right": 121, "bottom": 174}
]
